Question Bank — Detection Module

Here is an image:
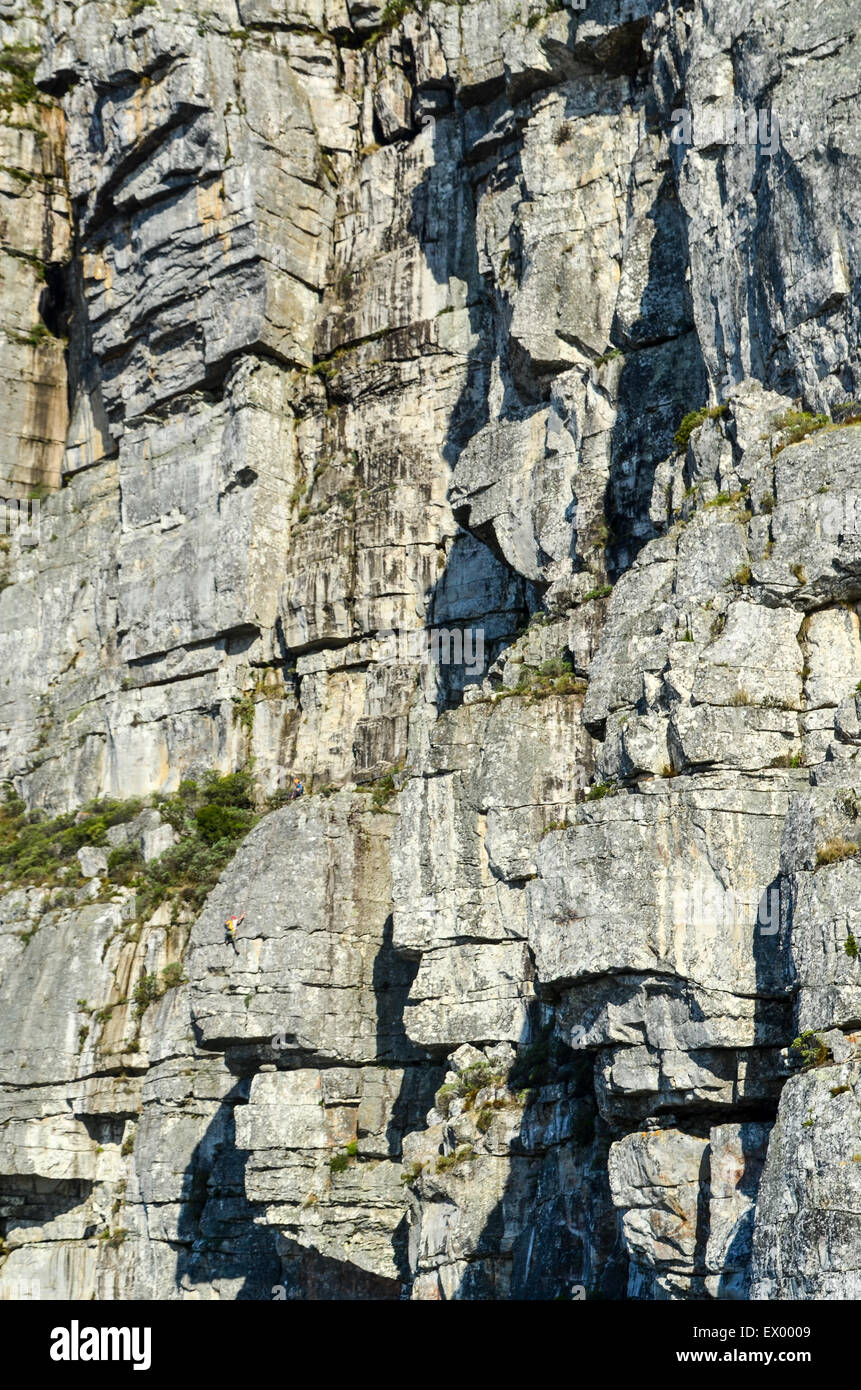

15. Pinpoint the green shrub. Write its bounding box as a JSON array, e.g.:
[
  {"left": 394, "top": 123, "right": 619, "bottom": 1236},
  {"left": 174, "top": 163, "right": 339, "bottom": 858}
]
[
  {"left": 435, "top": 1144, "right": 474, "bottom": 1173},
  {"left": 107, "top": 843, "right": 143, "bottom": 885},
  {"left": 0, "top": 793, "right": 143, "bottom": 887},
  {"left": 1, "top": 772, "right": 260, "bottom": 923},
  {"left": 845, "top": 932, "right": 859, "bottom": 960},
  {"left": 790, "top": 1031, "right": 832, "bottom": 1069},
  {"left": 583, "top": 583, "right": 613, "bottom": 602},
  {"left": 770, "top": 409, "right": 828, "bottom": 458},
  {"left": 0, "top": 44, "right": 40, "bottom": 112},
  {"left": 161, "top": 962, "right": 186, "bottom": 989},
  {"left": 512, "top": 658, "right": 584, "bottom": 701},
  {"left": 593, "top": 347, "right": 623, "bottom": 366},
  {"left": 355, "top": 766, "right": 403, "bottom": 814},
  {"left": 674, "top": 404, "right": 728, "bottom": 452},
  {"left": 98, "top": 1228, "right": 129, "bottom": 1249},
  {"left": 135, "top": 772, "right": 259, "bottom": 920},
  {"left": 400, "top": 1161, "right": 424, "bottom": 1186},
  {"left": 541, "top": 820, "right": 569, "bottom": 837},
  {"left": 194, "top": 803, "right": 253, "bottom": 845},
  {"left": 434, "top": 1063, "right": 503, "bottom": 1118},
  {"left": 537, "top": 657, "right": 566, "bottom": 679},
  {"left": 232, "top": 694, "right": 255, "bottom": 737},
  {"left": 132, "top": 973, "right": 162, "bottom": 1018}
]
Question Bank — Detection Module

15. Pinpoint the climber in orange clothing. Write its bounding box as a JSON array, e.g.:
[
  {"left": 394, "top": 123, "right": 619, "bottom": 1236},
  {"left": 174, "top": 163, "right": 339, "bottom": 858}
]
[{"left": 224, "top": 912, "right": 245, "bottom": 952}]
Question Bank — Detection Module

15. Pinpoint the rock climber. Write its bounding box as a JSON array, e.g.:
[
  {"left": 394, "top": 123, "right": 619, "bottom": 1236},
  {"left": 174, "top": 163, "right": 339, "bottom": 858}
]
[
  {"left": 288, "top": 776, "right": 304, "bottom": 801},
  {"left": 224, "top": 911, "right": 245, "bottom": 951}
]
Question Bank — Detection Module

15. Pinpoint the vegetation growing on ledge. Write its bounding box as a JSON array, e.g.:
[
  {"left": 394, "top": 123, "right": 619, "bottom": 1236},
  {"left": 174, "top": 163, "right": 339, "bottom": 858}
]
[
  {"left": 355, "top": 766, "right": 403, "bottom": 814},
  {"left": 0, "top": 44, "right": 41, "bottom": 113},
  {"left": 97, "top": 1228, "right": 129, "bottom": 1249},
  {"left": 329, "top": 1140, "right": 358, "bottom": 1174},
  {"left": 771, "top": 405, "right": 861, "bottom": 457},
  {"left": 513, "top": 657, "right": 585, "bottom": 699},
  {"left": 582, "top": 583, "right": 613, "bottom": 602},
  {"left": 790, "top": 1031, "right": 833, "bottom": 1070},
  {"left": 593, "top": 346, "right": 624, "bottom": 367},
  {"left": 0, "top": 791, "right": 143, "bottom": 886},
  {"left": 131, "top": 965, "right": 185, "bottom": 1018},
  {"left": 526, "top": 0, "right": 565, "bottom": 29},
  {"left": 435, "top": 1061, "right": 507, "bottom": 1119},
  {"left": 585, "top": 781, "right": 616, "bottom": 802},
  {"left": 0, "top": 771, "right": 260, "bottom": 923},
  {"left": 674, "top": 404, "right": 728, "bottom": 452},
  {"left": 400, "top": 1161, "right": 425, "bottom": 1186},
  {"left": 815, "top": 835, "right": 859, "bottom": 867},
  {"left": 435, "top": 1144, "right": 474, "bottom": 1173},
  {"left": 541, "top": 818, "right": 570, "bottom": 837},
  {"left": 138, "top": 771, "right": 259, "bottom": 920}
]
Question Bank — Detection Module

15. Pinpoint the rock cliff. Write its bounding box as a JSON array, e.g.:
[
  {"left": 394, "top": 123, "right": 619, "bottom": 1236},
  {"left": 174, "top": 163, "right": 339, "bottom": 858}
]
[{"left": 1, "top": 0, "right": 861, "bottom": 1300}]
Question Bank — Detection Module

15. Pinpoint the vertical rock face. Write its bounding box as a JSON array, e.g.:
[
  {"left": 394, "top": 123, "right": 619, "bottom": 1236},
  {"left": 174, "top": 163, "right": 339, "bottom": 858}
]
[
  {"left": 1, "top": 0, "right": 861, "bottom": 1300},
  {"left": 0, "top": 4, "right": 69, "bottom": 495}
]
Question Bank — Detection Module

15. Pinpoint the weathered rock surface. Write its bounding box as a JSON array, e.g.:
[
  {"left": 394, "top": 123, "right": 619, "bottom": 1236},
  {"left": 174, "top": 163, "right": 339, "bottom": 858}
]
[{"left": 2, "top": 0, "right": 861, "bottom": 1301}]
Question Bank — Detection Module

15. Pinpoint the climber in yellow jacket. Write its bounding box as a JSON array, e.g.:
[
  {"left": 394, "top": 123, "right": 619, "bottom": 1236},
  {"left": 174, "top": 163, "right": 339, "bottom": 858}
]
[{"left": 224, "top": 912, "right": 245, "bottom": 952}]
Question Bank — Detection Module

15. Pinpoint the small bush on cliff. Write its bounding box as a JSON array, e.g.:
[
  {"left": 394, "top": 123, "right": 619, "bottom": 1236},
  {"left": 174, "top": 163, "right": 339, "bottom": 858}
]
[
  {"left": 98, "top": 1228, "right": 129, "bottom": 1249},
  {"left": 355, "top": 766, "right": 403, "bottom": 814},
  {"left": 132, "top": 973, "right": 162, "bottom": 1018},
  {"left": 106, "top": 843, "right": 144, "bottom": 885},
  {"left": 513, "top": 659, "right": 585, "bottom": 700},
  {"left": 194, "top": 803, "right": 254, "bottom": 845},
  {"left": 790, "top": 1031, "right": 832, "bottom": 1070},
  {"left": 771, "top": 409, "right": 828, "bottom": 456},
  {"left": 815, "top": 836, "right": 859, "bottom": 867},
  {"left": 434, "top": 1062, "right": 504, "bottom": 1118},
  {"left": 435, "top": 1145, "right": 474, "bottom": 1173},
  {"left": 674, "top": 404, "right": 728, "bottom": 453}
]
